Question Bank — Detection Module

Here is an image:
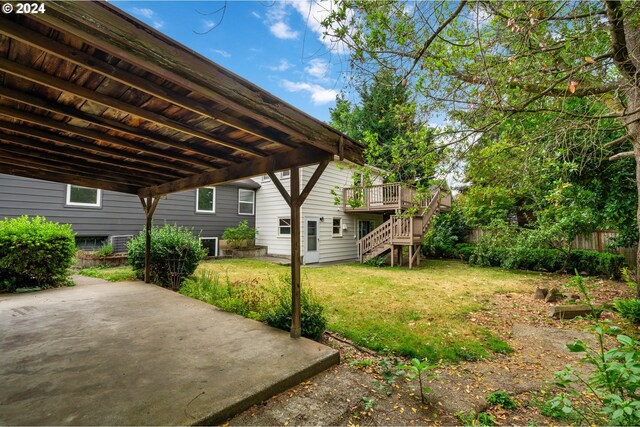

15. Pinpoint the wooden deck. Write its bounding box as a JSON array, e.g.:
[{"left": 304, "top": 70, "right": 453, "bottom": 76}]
[{"left": 342, "top": 183, "right": 429, "bottom": 212}]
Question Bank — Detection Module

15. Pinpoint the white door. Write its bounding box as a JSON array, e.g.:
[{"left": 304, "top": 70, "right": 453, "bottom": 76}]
[{"left": 305, "top": 217, "right": 320, "bottom": 264}]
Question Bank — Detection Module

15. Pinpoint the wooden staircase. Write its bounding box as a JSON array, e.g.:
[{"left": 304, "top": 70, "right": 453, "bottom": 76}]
[{"left": 356, "top": 186, "right": 445, "bottom": 268}]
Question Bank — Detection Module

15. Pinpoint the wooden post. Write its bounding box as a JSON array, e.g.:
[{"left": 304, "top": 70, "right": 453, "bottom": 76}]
[
  {"left": 290, "top": 167, "right": 302, "bottom": 338},
  {"left": 139, "top": 195, "right": 160, "bottom": 284}
]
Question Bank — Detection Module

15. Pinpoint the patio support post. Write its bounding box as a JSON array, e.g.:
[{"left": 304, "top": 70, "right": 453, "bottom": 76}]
[
  {"left": 139, "top": 195, "right": 161, "bottom": 284},
  {"left": 269, "top": 159, "right": 330, "bottom": 338}
]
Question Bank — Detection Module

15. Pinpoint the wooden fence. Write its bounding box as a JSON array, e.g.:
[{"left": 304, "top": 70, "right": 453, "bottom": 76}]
[{"left": 465, "top": 228, "right": 637, "bottom": 267}]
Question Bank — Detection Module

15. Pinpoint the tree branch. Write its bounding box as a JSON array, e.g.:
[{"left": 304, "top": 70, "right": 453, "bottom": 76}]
[
  {"left": 605, "top": 0, "right": 637, "bottom": 79},
  {"left": 609, "top": 151, "right": 635, "bottom": 161},
  {"left": 604, "top": 135, "right": 631, "bottom": 148},
  {"left": 404, "top": 0, "right": 467, "bottom": 80}
]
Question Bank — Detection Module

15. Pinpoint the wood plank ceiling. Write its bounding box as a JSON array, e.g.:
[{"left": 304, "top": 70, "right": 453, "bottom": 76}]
[{"left": 0, "top": 1, "right": 364, "bottom": 197}]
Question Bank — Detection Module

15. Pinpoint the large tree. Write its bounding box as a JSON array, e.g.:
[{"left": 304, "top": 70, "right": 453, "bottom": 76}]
[{"left": 323, "top": 0, "right": 640, "bottom": 296}]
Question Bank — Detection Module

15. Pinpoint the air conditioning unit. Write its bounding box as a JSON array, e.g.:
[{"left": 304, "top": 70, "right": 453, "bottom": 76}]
[{"left": 109, "top": 235, "right": 133, "bottom": 253}]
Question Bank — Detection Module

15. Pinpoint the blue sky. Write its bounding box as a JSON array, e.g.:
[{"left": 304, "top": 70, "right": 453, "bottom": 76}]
[{"left": 111, "top": 1, "right": 350, "bottom": 122}]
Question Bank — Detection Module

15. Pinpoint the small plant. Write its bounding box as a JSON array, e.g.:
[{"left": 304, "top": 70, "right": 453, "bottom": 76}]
[
  {"left": 397, "top": 357, "right": 438, "bottom": 404},
  {"left": 263, "top": 275, "right": 327, "bottom": 340},
  {"left": 222, "top": 220, "right": 257, "bottom": 249},
  {"left": 361, "top": 396, "right": 376, "bottom": 412},
  {"left": 487, "top": 390, "right": 517, "bottom": 409},
  {"left": 96, "top": 243, "right": 114, "bottom": 257},
  {"left": 615, "top": 268, "right": 640, "bottom": 324},
  {"left": 350, "top": 359, "right": 374, "bottom": 368},
  {"left": 455, "top": 410, "right": 496, "bottom": 426},
  {"left": 364, "top": 255, "right": 385, "bottom": 267}
]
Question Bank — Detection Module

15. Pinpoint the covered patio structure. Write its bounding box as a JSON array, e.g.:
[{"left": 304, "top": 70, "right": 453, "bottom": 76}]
[{"left": 0, "top": 1, "right": 363, "bottom": 338}]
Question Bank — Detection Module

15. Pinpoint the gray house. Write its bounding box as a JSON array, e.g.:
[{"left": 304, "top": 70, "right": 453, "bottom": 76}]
[{"left": 0, "top": 174, "right": 260, "bottom": 256}]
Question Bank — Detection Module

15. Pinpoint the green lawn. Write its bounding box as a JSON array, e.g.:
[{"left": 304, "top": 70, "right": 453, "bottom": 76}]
[
  {"left": 196, "top": 259, "right": 548, "bottom": 362},
  {"left": 78, "top": 258, "right": 548, "bottom": 362}
]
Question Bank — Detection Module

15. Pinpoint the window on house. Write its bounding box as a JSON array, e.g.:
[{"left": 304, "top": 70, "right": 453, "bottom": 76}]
[
  {"left": 280, "top": 170, "right": 290, "bottom": 178},
  {"left": 66, "top": 185, "right": 101, "bottom": 207},
  {"left": 199, "top": 237, "right": 218, "bottom": 257},
  {"left": 262, "top": 175, "right": 271, "bottom": 182},
  {"left": 332, "top": 218, "right": 342, "bottom": 237},
  {"left": 238, "top": 189, "right": 255, "bottom": 215},
  {"left": 278, "top": 218, "right": 291, "bottom": 236},
  {"left": 196, "top": 187, "right": 216, "bottom": 213}
]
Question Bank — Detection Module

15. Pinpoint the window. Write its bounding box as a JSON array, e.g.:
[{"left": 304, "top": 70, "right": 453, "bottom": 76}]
[
  {"left": 196, "top": 187, "right": 216, "bottom": 213},
  {"left": 278, "top": 218, "right": 291, "bottom": 236},
  {"left": 66, "top": 185, "right": 101, "bottom": 207},
  {"left": 280, "top": 170, "right": 290, "bottom": 178},
  {"left": 238, "top": 189, "right": 255, "bottom": 215},
  {"left": 199, "top": 237, "right": 218, "bottom": 257},
  {"left": 262, "top": 175, "right": 271, "bottom": 182},
  {"left": 332, "top": 218, "right": 342, "bottom": 237}
]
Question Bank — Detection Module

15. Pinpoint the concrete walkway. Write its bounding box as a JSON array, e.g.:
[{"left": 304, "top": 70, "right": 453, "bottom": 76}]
[{"left": 0, "top": 276, "right": 339, "bottom": 425}]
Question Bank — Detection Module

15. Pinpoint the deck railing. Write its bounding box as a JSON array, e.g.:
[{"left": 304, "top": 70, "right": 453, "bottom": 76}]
[{"left": 343, "top": 183, "right": 431, "bottom": 212}]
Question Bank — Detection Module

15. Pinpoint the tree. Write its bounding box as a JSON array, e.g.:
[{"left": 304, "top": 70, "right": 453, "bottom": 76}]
[
  {"left": 330, "top": 69, "right": 438, "bottom": 185},
  {"left": 323, "top": 0, "right": 640, "bottom": 298}
]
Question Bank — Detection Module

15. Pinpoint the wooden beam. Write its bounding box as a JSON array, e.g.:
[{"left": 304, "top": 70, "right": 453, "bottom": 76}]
[
  {"left": 268, "top": 172, "right": 292, "bottom": 207},
  {"left": 0, "top": 130, "right": 177, "bottom": 180},
  {"left": 0, "top": 19, "right": 298, "bottom": 150},
  {"left": 0, "top": 161, "right": 140, "bottom": 194},
  {"left": 0, "top": 86, "right": 228, "bottom": 170},
  {"left": 290, "top": 166, "right": 301, "bottom": 338},
  {"left": 0, "top": 56, "right": 268, "bottom": 158},
  {"left": 0, "top": 106, "right": 206, "bottom": 175},
  {"left": 28, "top": 4, "right": 365, "bottom": 164},
  {"left": 0, "top": 143, "right": 161, "bottom": 186},
  {"left": 295, "top": 160, "right": 330, "bottom": 207},
  {"left": 138, "top": 147, "right": 332, "bottom": 198},
  {"left": 139, "top": 195, "right": 160, "bottom": 284}
]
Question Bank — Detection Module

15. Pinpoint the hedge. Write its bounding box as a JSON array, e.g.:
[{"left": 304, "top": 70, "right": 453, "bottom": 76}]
[
  {"left": 469, "top": 247, "right": 625, "bottom": 279},
  {"left": 0, "top": 216, "right": 76, "bottom": 291}
]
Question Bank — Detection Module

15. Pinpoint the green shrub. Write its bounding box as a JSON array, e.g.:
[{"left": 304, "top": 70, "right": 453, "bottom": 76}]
[
  {"left": 364, "top": 255, "right": 386, "bottom": 267},
  {"left": 455, "top": 243, "right": 476, "bottom": 261},
  {"left": 567, "top": 250, "right": 625, "bottom": 279},
  {"left": 127, "top": 224, "right": 206, "bottom": 289},
  {"left": 422, "top": 209, "right": 468, "bottom": 258},
  {"left": 264, "top": 276, "right": 327, "bottom": 339},
  {"left": 487, "top": 390, "right": 517, "bottom": 409},
  {"left": 222, "top": 220, "right": 257, "bottom": 249},
  {"left": 96, "top": 243, "right": 114, "bottom": 257},
  {"left": 0, "top": 216, "right": 75, "bottom": 291},
  {"left": 614, "top": 299, "right": 640, "bottom": 324}
]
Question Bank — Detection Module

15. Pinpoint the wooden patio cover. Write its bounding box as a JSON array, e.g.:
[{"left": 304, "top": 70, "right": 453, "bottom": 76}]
[{"left": 0, "top": 1, "right": 364, "bottom": 337}]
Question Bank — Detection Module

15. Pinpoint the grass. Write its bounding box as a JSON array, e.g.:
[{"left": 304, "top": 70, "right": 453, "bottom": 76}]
[
  {"left": 77, "top": 258, "right": 545, "bottom": 362},
  {"left": 77, "top": 266, "right": 137, "bottom": 282}
]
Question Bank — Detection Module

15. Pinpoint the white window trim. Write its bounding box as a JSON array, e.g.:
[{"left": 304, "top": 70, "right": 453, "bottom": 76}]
[
  {"left": 262, "top": 175, "right": 271, "bottom": 182},
  {"left": 280, "top": 170, "right": 290, "bottom": 178},
  {"left": 277, "top": 217, "right": 292, "bottom": 237},
  {"left": 332, "top": 217, "right": 343, "bottom": 237},
  {"left": 238, "top": 188, "right": 255, "bottom": 216},
  {"left": 195, "top": 187, "right": 216, "bottom": 213},
  {"left": 199, "top": 237, "right": 218, "bottom": 257},
  {"left": 66, "top": 184, "right": 101, "bottom": 207}
]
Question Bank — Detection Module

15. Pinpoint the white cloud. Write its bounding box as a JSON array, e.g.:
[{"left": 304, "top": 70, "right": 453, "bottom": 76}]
[
  {"left": 305, "top": 58, "right": 330, "bottom": 79},
  {"left": 270, "top": 59, "right": 294, "bottom": 72},
  {"left": 131, "top": 7, "right": 164, "bottom": 30},
  {"left": 270, "top": 21, "right": 299, "bottom": 40},
  {"left": 251, "top": 11, "right": 261, "bottom": 19},
  {"left": 281, "top": 80, "right": 337, "bottom": 105},
  {"left": 213, "top": 49, "right": 231, "bottom": 58},
  {"left": 202, "top": 20, "right": 217, "bottom": 32},
  {"left": 289, "top": 0, "right": 349, "bottom": 53}
]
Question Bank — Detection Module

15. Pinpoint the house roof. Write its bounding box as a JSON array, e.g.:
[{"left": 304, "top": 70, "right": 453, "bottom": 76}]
[{"left": 0, "top": 1, "right": 364, "bottom": 198}]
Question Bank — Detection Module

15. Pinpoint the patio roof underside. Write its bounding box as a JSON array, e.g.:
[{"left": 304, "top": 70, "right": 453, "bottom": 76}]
[{"left": 0, "top": 1, "right": 364, "bottom": 198}]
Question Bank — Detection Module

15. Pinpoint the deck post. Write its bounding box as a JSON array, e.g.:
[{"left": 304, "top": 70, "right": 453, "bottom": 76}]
[
  {"left": 139, "top": 195, "right": 160, "bottom": 284},
  {"left": 290, "top": 167, "right": 302, "bottom": 338}
]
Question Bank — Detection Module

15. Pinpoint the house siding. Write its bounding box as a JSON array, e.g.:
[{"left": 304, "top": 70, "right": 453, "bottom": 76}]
[
  {"left": 0, "top": 174, "right": 256, "bottom": 247},
  {"left": 254, "top": 161, "right": 384, "bottom": 263}
]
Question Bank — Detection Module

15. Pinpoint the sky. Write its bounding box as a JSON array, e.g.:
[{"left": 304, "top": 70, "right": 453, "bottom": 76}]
[{"left": 110, "top": 0, "right": 350, "bottom": 123}]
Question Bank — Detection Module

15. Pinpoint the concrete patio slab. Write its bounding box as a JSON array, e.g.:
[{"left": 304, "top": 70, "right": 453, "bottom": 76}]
[{"left": 0, "top": 276, "right": 339, "bottom": 425}]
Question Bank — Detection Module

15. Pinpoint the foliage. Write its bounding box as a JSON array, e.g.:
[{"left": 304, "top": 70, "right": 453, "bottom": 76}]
[
  {"left": 397, "top": 357, "right": 438, "bottom": 404},
  {"left": 615, "top": 299, "right": 640, "bottom": 325},
  {"left": 455, "top": 243, "right": 476, "bottom": 262},
  {"left": 364, "top": 255, "right": 385, "bottom": 267},
  {"left": 96, "top": 243, "right": 114, "bottom": 257},
  {"left": 222, "top": 220, "right": 257, "bottom": 249},
  {"left": 127, "top": 224, "right": 206, "bottom": 289},
  {"left": 78, "top": 266, "right": 136, "bottom": 282},
  {"left": 422, "top": 208, "right": 469, "bottom": 258},
  {"left": 0, "top": 216, "right": 75, "bottom": 291},
  {"left": 548, "top": 273, "right": 640, "bottom": 426},
  {"left": 487, "top": 391, "right": 517, "bottom": 409},
  {"left": 263, "top": 276, "right": 327, "bottom": 340},
  {"left": 181, "top": 270, "right": 328, "bottom": 340},
  {"left": 455, "top": 410, "right": 496, "bottom": 427}
]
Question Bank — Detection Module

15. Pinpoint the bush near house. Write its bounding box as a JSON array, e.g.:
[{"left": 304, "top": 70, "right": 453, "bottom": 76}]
[
  {"left": 0, "top": 215, "right": 76, "bottom": 291},
  {"left": 127, "top": 224, "right": 206, "bottom": 289},
  {"left": 222, "top": 220, "right": 257, "bottom": 249}
]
